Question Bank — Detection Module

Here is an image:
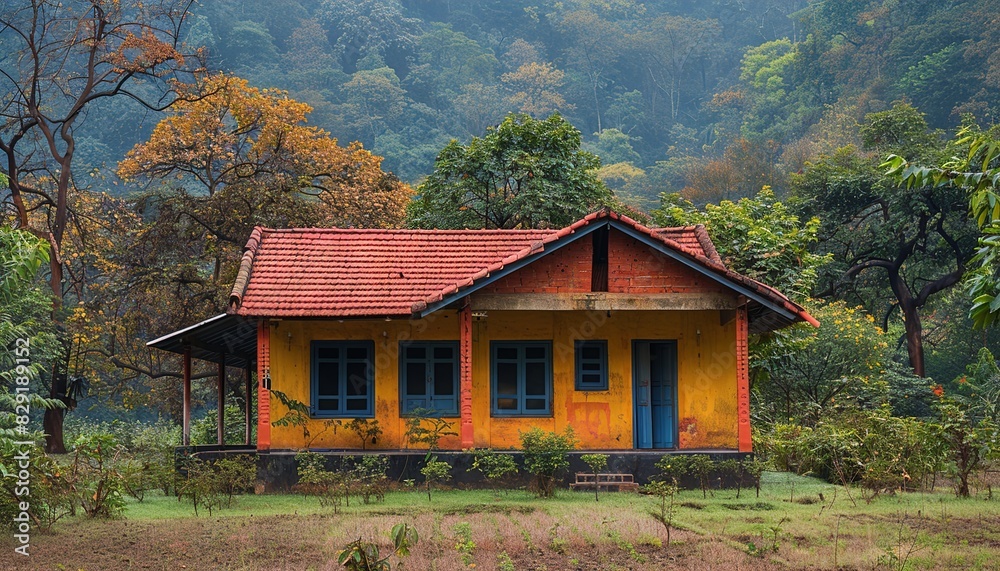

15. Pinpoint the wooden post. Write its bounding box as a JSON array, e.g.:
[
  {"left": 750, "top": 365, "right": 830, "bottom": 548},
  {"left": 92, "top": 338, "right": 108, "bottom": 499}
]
[
  {"left": 257, "top": 321, "right": 271, "bottom": 451},
  {"left": 460, "top": 302, "right": 474, "bottom": 448},
  {"left": 182, "top": 346, "right": 191, "bottom": 447},
  {"left": 244, "top": 366, "right": 253, "bottom": 446},
  {"left": 736, "top": 301, "right": 752, "bottom": 453},
  {"left": 217, "top": 353, "right": 226, "bottom": 446}
]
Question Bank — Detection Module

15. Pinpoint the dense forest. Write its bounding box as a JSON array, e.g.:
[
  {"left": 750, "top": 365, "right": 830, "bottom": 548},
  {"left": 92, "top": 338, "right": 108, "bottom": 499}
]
[{"left": 2, "top": 0, "right": 1000, "bottom": 496}]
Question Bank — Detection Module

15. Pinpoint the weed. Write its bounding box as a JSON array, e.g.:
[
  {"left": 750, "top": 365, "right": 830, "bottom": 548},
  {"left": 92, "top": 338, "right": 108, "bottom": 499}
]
[
  {"left": 548, "top": 522, "right": 568, "bottom": 554},
  {"left": 643, "top": 479, "right": 679, "bottom": 546},
  {"left": 452, "top": 521, "right": 476, "bottom": 566},
  {"left": 421, "top": 456, "right": 452, "bottom": 501},
  {"left": 404, "top": 408, "right": 457, "bottom": 450},
  {"left": 338, "top": 522, "right": 418, "bottom": 571},
  {"left": 497, "top": 551, "right": 515, "bottom": 571},
  {"left": 346, "top": 418, "right": 383, "bottom": 450}
]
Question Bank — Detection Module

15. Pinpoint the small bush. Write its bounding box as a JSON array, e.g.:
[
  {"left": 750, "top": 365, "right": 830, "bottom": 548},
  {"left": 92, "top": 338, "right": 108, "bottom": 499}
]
[
  {"left": 71, "top": 432, "right": 126, "bottom": 518},
  {"left": 470, "top": 448, "right": 518, "bottom": 491},
  {"left": 520, "top": 427, "right": 577, "bottom": 498},
  {"left": 353, "top": 455, "right": 389, "bottom": 504},
  {"left": 294, "top": 451, "right": 348, "bottom": 511},
  {"left": 420, "top": 457, "right": 451, "bottom": 501},
  {"left": 347, "top": 418, "right": 383, "bottom": 450}
]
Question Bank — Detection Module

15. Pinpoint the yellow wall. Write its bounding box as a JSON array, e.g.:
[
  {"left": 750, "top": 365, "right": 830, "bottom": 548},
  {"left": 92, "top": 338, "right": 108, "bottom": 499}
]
[{"left": 266, "top": 310, "right": 737, "bottom": 451}]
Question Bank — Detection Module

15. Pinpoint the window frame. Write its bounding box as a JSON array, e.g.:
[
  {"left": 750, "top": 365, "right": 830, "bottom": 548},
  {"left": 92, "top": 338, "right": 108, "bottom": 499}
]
[
  {"left": 310, "top": 340, "right": 375, "bottom": 418},
  {"left": 575, "top": 340, "right": 609, "bottom": 391},
  {"left": 490, "top": 341, "right": 553, "bottom": 417},
  {"left": 398, "top": 341, "right": 460, "bottom": 416}
]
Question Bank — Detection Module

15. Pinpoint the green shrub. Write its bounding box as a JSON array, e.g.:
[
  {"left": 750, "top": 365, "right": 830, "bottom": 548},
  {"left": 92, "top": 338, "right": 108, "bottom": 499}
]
[
  {"left": 471, "top": 448, "right": 518, "bottom": 493},
  {"left": 580, "top": 453, "right": 608, "bottom": 501},
  {"left": 71, "top": 432, "right": 126, "bottom": 518},
  {"left": 519, "top": 427, "right": 577, "bottom": 498},
  {"left": 353, "top": 455, "right": 389, "bottom": 504},
  {"left": 294, "top": 451, "right": 348, "bottom": 511},
  {"left": 420, "top": 457, "right": 451, "bottom": 501}
]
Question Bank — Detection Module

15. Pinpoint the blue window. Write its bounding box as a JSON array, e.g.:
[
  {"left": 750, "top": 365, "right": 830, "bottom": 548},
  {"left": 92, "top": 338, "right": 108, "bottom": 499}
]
[
  {"left": 491, "top": 341, "right": 552, "bottom": 416},
  {"left": 311, "top": 341, "right": 374, "bottom": 417},
  {"left": 575, "top": 340, "right": 608, "bottom": 391},
  {"left": 399, "top": 342, "right": 459, "bottom": 415}
]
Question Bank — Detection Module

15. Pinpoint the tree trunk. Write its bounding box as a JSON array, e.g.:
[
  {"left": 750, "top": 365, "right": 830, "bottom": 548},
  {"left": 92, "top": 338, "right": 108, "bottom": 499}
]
[
  {"left": 43, "top": 407, "right": 67, "bottom": 454},
  {"left": 901, "top": 299, "right": 925, "bottom": 378}
]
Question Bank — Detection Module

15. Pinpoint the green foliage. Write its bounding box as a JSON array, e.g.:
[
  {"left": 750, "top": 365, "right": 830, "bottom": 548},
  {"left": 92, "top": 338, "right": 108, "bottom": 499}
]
[
  {"left": 654, "top": 186, "right": 829, "bottom": 300},
  {"left": 753, "top": 300, "right": 894, "bottom": 425},
  {"left": 191, "top": 403, "right": 252, "bottom": 446},
  {"left": 886, "top": 122, "right": 1000, "bottom": 329},
  {"left": 177, "top": 454, "right": 256, "bottom": 516},
  {"left": 337, "top": 523, "right": 418, "bottom": 571},
  {"left": 71, "top": 433, "right": 126, "bottom": 518},
  {"left": 294, "top": 451, "right": 349, "bottom": 512},
  {"left": 470, "top": 448, "right": 518, "bottom": 492},
  {"left": 270, "top": 389, "right": 341, "bottom": 448},
  {"left": 354, "top": 455, "right": 390, "bottom": 504},
  {"left": 580, "top": 453, "right": 608, "bottom": 501},
  {"left": 408, "top": 113, "right": 611, "bottom": 229},
  {"left": 642, "top": 479, "right": 679, "bottom": 546},
  {"left": 420, "top": 456, "right": 451, "bottom": 501},
  {"left": 519, "top": 427, "right": 577, "bottom": 498},
  {"left": 756, "top": 408, "right": 948, "bottom": 498},
  {"left": 934, "top": 398, "right": 998, "bottom": 498},
  {"left": 452, "top": 521, "right": 475, "bottom": 565},
  {"left": 403, "top": 408, "right": 456, "bottom": 450}
]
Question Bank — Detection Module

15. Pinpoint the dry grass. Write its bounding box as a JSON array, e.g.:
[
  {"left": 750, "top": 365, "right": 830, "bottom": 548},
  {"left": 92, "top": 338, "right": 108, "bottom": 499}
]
[{"left": 2, "top": 472, "right": 999, "bottom": 570}]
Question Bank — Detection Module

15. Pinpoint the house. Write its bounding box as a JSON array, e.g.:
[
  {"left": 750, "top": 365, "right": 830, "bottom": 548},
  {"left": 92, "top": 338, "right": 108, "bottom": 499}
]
[{"left": 149, "top": 210, "right": 816, "bottom": 454}]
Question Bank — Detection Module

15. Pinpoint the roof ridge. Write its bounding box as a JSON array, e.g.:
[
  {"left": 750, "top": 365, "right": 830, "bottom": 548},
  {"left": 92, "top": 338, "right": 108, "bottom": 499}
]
[
  {"left": 229, "top": 227, "right": 264, "bottom": 313},
  {"left": 694, "top": 224, "right": 725, "bottom": 266}
]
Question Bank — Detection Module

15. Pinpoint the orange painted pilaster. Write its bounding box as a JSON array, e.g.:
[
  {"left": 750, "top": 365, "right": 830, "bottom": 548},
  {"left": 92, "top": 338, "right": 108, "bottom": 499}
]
[
  {"left": 257, "top": 320, "right": 271, "bottom": 451},
  {"left": 460, "top": 303, "right": 474, "bottom": 448},
  {"left": 736, "top": 303, "right": 752, "bottom": 452}
]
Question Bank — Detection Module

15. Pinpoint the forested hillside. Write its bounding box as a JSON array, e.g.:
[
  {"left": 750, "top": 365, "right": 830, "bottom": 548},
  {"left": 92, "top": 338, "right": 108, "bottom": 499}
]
[{"left": 3, "top": 0, "right": 1000, "bottom": 460}]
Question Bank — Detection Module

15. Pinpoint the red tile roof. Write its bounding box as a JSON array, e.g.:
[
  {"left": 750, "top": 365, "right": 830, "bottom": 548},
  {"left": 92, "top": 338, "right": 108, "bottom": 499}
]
[
  {"left": 231, "top": 228, "right": 553, "bottom": 317},
  {"left": 229, "top": 210, "right": 817, "bottom": 329}
]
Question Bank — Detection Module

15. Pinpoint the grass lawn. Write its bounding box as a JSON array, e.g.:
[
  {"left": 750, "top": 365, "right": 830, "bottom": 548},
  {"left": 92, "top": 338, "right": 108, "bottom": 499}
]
[{"left": 2, "top": 472, "right": 999, "bottom": 570}]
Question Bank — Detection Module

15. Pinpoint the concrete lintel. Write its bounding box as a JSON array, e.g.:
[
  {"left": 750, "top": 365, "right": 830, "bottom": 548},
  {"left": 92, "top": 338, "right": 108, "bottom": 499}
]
[{"left": 471, "top": 292, "right": 738, "bottom": 312}]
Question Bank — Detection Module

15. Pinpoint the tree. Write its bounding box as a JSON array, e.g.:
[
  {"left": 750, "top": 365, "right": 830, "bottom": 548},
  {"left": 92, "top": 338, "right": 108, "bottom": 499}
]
[
  {"left": 654, "top": 187, "right": 829, "bottom": 301},
  {"left": 501, "top": 63, "right": 572, "bottom": 118},
  {"left": 886, "top": 121, "right": 1000, "bottom": 329},
  {"left": 551, "top": 9, "right": 625, "bottom": 132},
  {"left": 408, "top": 113, "right": 611, "bottom": 229},
  {"left": 631, "top": 15, "right": 720, "bottom": 124},
  {"left": 0, "top": 0, "right": 195, "bottom": 453},
  {"left": 108, "top": 74, "right": 412, "bottom": 415},
  {"left": 795, "top": 103, "right": 977, "bottom": 377}
]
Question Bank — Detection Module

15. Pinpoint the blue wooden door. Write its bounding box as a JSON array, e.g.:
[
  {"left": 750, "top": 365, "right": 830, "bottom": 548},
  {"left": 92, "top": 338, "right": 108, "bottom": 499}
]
[{"left": 633, "top": 341, "right": 677, "bottom": 449}]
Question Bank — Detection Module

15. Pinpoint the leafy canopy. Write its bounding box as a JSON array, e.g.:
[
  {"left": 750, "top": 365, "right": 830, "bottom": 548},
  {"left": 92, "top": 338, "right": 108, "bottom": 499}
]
[{"left": 408, "top": 113, "right": 611, "bottom": 229}]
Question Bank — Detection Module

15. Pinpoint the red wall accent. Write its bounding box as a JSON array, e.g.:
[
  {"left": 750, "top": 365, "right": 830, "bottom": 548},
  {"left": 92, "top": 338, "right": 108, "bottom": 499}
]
[
  {"left": 479, "top": 236, "right": 593, "bottom": 294},
  {"left": 257, "top": 320, "right": 271, "bottom": 451},
  {"left": 608, "top": 231, "right": 727, "bottom": 294},
  {"left": 736, "top": 303, "right": 752, "bottom": 452},
  {"left": 460, "top": 303, "right": 474, "bottom": 448}
]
